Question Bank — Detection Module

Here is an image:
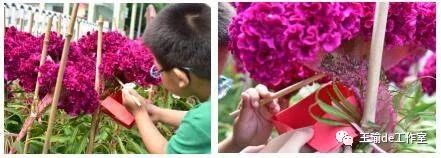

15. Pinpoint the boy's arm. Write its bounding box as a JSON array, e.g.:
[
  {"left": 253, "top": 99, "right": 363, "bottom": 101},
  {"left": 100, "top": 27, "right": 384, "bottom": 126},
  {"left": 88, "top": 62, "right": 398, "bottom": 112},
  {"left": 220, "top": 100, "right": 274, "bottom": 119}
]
[
  {"left": 121, "top": 88, "right": 187, "bottom": 127},
  {"left": 122, "top": 89, "right": 168, "bottom": 153},
  {"left": 149, "top": 106, "right": 187, "bottom": 127},
  {"left": 133, "top": 107, "right": 168, "bottom": 154}
]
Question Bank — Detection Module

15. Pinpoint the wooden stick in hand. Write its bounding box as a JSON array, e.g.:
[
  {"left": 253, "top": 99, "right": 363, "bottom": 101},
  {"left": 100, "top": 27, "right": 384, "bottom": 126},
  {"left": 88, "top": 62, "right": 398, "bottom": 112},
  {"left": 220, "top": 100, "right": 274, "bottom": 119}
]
[
  {"left": 115, "top": 77, "right": 142, "bottom": 107},
  {"left": 229, "top": 73, "right": 325, "bottom": 118}
]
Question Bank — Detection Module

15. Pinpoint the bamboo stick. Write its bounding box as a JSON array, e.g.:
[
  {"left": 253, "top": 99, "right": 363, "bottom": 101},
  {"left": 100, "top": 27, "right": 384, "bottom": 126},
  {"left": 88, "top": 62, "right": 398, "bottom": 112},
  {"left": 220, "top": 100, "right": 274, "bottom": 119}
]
[
  {"left": 42, "top": 4, "right": 79, "bottom": 154},
  {"left": 86, "top": 15, "right": 104, "bottom": 154},
  {"left": 229, "top": 73, "right": 325, "bottom": 118},
  {"left": 21, "top": 16, "right": 52, "bottom": 154},
  {"left": 361, "top": 2, "right": 389, "bottom": 127}
]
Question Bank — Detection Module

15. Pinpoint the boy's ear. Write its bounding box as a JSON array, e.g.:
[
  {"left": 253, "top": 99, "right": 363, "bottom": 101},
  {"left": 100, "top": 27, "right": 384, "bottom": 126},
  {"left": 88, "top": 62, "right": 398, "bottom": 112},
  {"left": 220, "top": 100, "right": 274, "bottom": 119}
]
[{"left": 171, "top": 68, "right": 190, "bottom": 88}]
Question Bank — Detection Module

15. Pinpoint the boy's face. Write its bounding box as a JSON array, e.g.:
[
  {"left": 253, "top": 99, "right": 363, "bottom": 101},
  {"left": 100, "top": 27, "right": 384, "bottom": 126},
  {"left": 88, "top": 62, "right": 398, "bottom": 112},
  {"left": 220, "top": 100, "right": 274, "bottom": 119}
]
[{"left": 155, "top": 61, "right": 192, "bottom": 97}]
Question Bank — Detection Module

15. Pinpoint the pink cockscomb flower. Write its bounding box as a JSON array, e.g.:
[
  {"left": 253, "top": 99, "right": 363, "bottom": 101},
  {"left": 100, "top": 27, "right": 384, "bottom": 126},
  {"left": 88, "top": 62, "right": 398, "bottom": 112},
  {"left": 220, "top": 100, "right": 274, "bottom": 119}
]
[
  {"left": 361, "top": 2, "right": 435, "bottom": 51},
  {"left": 415, "top": 2, "right": 436, "bottom": 52},
  {"left": 4, "top": 27, "right": 42, "bottom": 92},
  {"left": 418, "top": 53, "right": 435, "bottom": 95},
  {"left": 37, "top": 31, "right": 160, "bottom": 116},
  {"left": 229, "top": 2, "right": 363, "bottom": 89},
  {"left": 385, "top": 54, "right": 421, "bottom": 85},
  {"left": 38, "top": 44, "right": 99, "bottom": 116}
]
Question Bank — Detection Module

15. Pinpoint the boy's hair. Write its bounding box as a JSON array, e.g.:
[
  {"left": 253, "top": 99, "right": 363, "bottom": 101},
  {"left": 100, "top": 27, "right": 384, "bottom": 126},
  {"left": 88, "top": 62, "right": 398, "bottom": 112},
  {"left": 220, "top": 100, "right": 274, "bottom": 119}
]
[
  {"left": 218, "top": 2, "right": 235, "bottom": 47},
  {"left": 143, "top": 3, "right": 211, "bottom": 80}
]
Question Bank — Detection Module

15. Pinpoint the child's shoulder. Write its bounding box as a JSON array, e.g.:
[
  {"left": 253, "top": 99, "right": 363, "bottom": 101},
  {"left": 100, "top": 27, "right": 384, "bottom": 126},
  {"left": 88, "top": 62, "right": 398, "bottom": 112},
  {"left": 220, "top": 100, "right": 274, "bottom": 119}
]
[
  {"left": 182, "top": 99, "right": 210, "bottom": 126},
  {"left": 189, "top": 99, "right": 211, "bottom": 116}
]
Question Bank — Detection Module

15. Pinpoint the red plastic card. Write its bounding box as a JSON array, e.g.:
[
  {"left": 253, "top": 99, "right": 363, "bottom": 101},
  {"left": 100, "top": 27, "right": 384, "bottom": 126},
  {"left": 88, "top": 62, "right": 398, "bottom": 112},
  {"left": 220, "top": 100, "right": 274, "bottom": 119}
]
[
  {"left": 272, "top": 82, "right": 360, "bottom": 152},
  {"left": 100, "top": 91, "right": 135, "bottom": 128}
]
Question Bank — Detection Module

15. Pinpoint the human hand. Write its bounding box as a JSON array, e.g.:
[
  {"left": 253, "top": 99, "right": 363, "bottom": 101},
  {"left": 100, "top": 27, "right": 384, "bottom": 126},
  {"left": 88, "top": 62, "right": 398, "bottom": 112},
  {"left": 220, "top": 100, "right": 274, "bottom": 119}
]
[
  {"left": 121, "top": 88, "right": 163, "bottom": 123},
  {"left": 240, "top": 145, "right": 266, "bottom": 153},
  {"left": 231, "top": 84, "right": 281, "bottom": 150},
  {"left": 259, "top": 127, "right": 314, "bottom": 153}
]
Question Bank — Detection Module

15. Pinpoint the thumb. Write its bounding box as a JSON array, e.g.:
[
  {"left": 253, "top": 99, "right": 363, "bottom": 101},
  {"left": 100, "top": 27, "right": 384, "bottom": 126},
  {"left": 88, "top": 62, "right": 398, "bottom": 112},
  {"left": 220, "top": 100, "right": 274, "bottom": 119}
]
[{"left": 240, "top": 145, "right": 266, "bottom": 153}]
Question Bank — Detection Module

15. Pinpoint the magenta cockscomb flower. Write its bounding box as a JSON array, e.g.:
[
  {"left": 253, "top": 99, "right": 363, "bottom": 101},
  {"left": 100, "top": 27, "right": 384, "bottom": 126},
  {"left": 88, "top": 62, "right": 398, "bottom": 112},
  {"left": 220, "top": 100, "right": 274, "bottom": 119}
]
[
  {"left": 385, "top": 54, "right": 421, "bottom": 85},
  {"left": 39, "top": 32, "right": 65, "bottom": 62},
  {"left": 36, "top": 31, "right": 159, "bottom": 116},
  {"left": 360, "top": 3, "right": 417, "bottom": 47},
  {"left": 76, "top": 31, "right": 160, "bottom": 87},
  {"left": 100, "top": 39, "right": 161, "bottom": 87},
  {"left": 418, "top": 53, "right": 435, "bottom": 95},
  {"left": 5, "top": 27, "right": 65, "bottom": 93},
  {"left": 5, "top": 28, "right": 159, "bottom": 116},
  {"left": 59, "top": 59, "right": 99, "bottom": 116},
  {"left": 37, "top": 60, "right": 58, "bottom": 98},
  {"left": 76, "top": 31, "right": 128, "bottom": 59},
  {"left": 361, "top": 2, "right": 435, "bottom": 51},
  {"left": 415, "top": 2, "right": 436, "bottom": 52},
  {"left": 4, "top": 27, "right": 42, "bottom": 92},
  {"left": 38, "top": 44, "right": 99, "bottom": 116},
  {"left": 229, "top": 2, "right": 363, "bottom": 89}
]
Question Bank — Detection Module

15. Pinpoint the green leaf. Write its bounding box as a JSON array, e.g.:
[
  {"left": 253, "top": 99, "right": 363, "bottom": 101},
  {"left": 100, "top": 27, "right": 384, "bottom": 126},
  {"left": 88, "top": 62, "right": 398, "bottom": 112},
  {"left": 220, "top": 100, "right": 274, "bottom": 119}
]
[
  {"left": 127, "top": 138, "right": 146, "bottom": 154},
  {"left": 331, "top": 83, "right": 361, "bottom": 121},
  {"left": 75, "top": 135, "right": 88, "bottom": 154},
  {"left": 66, "top": 127, "right": 79, "bottom": 153},
  {"left": 117, "top": 136, "right": 127, "bottom": 154},
  {"left": 309, "top": 103, "right": 347, "bottom": 126},
  {"left": 315, "top": 88, "right": 355, "bottom": 123},
  {"left": 327, "top": 91, "right": 359, "bottom": 123},
  {"left": 405, "top": 102, "right": 435, "bottom": 123},
  {"left": 393, "top": 92, "right": 403, "bottom": 112}
]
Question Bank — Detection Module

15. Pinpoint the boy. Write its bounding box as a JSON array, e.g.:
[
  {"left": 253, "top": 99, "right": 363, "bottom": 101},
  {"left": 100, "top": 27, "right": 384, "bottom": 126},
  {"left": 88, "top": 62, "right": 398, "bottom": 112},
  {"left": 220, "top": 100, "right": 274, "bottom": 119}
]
[
  {"left": 122, "top": 3, "right": 211, "bottom": 154},
  {"left": 217, "top": 3, "right": 313, "bottom": 153}
]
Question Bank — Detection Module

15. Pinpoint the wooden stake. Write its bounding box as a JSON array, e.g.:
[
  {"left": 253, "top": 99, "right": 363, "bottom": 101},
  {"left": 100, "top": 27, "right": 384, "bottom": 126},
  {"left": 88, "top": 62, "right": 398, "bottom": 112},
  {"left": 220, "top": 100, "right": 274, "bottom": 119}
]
[
  {"left": 21, "top": 16, "right": 52, "bottom": 154},
  {"left": 361, "top": 2, "right": 389, "bottom": 127},
  {"left": 229, "top": 73, "right": 325, "bottom": 118},
  {"left": 86, "top": 15, "right": 104, "bottom": 154},
  {"left": 42, "top": 4, "right": 79, "bottom": 154}
]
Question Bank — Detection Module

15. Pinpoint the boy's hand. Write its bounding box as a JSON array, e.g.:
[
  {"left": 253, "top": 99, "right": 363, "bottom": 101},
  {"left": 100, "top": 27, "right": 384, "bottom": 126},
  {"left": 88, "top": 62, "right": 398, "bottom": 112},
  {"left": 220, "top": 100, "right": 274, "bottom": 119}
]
[
  {"left": 145, "top": 103, "right": 161, "bottom": 123},
  {"left": 232, "top": 84, "right": 280, "bottom": 150},
  {"left": 122, "top": 88, "right": 162, "bottom": 122}
]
